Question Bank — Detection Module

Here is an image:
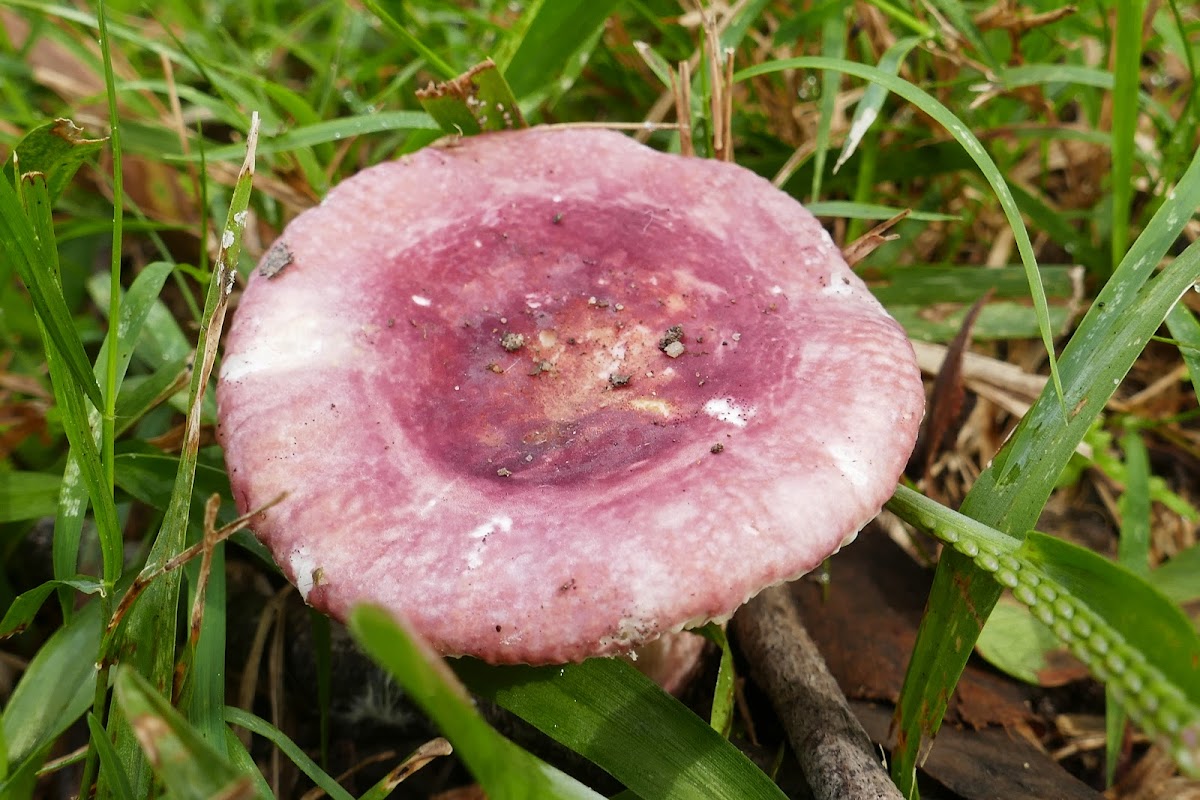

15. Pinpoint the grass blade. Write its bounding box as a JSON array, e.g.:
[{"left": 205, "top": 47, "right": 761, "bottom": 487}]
[
  {"left": 810, "top": 2, "right": 848, "bottom": 201},
  {"left": 735, "top": 56, "right": 1064, "bottom": 403},
  {"left": 0, "top": 169, "right": 103, "bottom": 409},
  {"left": 1110, "top": 0, "right": 1146, "bottom": 275},
  {"left": 890, "top": 144, "right": 1200, "bottom": 793},
  {"left": 886, "top": 486, "right": 1200, "bottom": 778},
  {"left": 102, "top": 114, "right": 260, "bottom": 798},
  {"left": 349, "top": 606, "right": 604, "bottom": 800},
  {"left": 457, "top": 657, "right": 789, "bottom": 799},
  {"left": 0, "top": 601, "right": 102, "bottom": 779},
  {"left": 113, "top": 667, "right": 254, "bottom": 800},
  {"left": 495, "top": 0, "right": 623, "bottom": 102},
  {"left": 833, "top": 37, "right": 921, "bottom": 174},
  {"left": 225, "top": 708, "right": 355, "bottom": 800}
]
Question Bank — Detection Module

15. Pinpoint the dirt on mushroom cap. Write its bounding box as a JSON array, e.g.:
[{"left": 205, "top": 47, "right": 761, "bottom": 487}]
[{"left": 216, "top": 127, "right": 925, "bottom": 665}]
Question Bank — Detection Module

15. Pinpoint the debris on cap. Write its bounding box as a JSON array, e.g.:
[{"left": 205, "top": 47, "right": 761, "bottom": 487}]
[{"left": 216, "top": 127, "right": 924, "bottom": 665}]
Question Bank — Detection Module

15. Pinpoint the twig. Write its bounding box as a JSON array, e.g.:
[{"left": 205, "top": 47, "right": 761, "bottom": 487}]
[{"left": 731, "top": 585, "right": 903, "bottom": 800}]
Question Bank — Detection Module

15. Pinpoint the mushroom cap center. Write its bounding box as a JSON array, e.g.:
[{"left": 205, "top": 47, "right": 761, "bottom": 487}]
[{"left": 368, "top": 198, "right": 790, "bottom": 486}]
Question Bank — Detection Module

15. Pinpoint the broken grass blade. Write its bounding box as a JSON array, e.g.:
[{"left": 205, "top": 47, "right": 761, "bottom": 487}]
[
  {"left": 10, "top": 118, "right": 106, "bottom": 202},
  {"left": 357, "top": 738, "right": 454, "bottom": 800},
  {"left": 416, "top": 60, "right": 526, "bottom": 135}
]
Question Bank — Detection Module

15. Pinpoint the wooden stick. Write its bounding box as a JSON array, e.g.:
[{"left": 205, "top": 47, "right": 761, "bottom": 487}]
[{"left": 732, "top": 585, "right": 903, "bottom": 800}]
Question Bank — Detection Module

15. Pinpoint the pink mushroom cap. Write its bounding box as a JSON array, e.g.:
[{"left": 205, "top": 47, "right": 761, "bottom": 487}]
[{"left": 217, "top": 127, "right": 924, "bottom": 665}]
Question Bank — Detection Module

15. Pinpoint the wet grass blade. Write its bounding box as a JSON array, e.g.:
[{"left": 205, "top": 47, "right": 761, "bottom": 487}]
[
  {"left": 53, "top": 262, "right": 174, "bottom": 613},
  {"left": 833, "top": 37, "right": 921, "bottom": 174}
]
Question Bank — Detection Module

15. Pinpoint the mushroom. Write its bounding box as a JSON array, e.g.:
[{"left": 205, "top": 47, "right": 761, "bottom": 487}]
[{"left": 216, "top": 127, "right": 924, "bottom": 666}]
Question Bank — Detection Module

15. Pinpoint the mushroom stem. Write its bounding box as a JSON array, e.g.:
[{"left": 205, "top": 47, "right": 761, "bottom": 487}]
[{"left": 731, "top": 584, "right": 903, "bottom": 800}]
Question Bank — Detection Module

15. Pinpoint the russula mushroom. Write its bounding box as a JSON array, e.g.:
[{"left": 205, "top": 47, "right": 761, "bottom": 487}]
[{"left": 217, "top": 127, "right": 924, "bottom": 666}]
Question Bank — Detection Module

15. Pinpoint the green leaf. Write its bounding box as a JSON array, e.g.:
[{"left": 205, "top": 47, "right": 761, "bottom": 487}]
[
  {"left": 1151, "top": 543, "right": 1200, "bottom": 606},
  {"left": 113, "top": 667, "right": 254, "bottom": 800},
  {"left": 350, "top": 606, "right": 605, "bottom": 800},
  {"left": 1, "top": 600, "right": 102, "bottom": 777},
  {"left": 1020, "top": 532, "right": 1200, "bottom": 707},
  {"left": 0, "top": 577, "right": 104, "bottom": 638},
  {"left": 457, "top": 657, "right": 789, "bottom": 800},
  {"left": 975, "top": 596, "right": 1077, "bottom": 686},
  {"left": 8, "top": 118, "right": 106, "bottom": 201},
  {"left": 0, "top": 470, "right": 61, "bottom": 522}
]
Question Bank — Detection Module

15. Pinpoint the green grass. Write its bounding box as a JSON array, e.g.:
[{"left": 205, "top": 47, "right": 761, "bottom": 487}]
[{"left": 1, "top": 1, "right": 1199, "bottom": 797}]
